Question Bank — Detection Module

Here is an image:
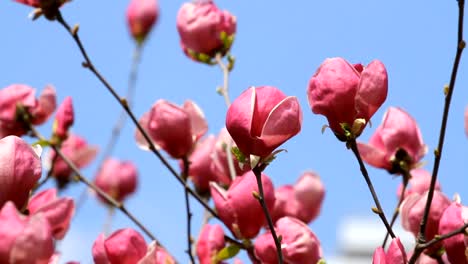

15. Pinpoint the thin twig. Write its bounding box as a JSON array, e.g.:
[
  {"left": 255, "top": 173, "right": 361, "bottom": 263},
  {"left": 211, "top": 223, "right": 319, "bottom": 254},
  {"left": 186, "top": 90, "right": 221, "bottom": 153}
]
[
  {"left": 54, "top": 11, "right": 218, "bottom": 219},
  {"left": 348, "top": 140, "right": 396, "bottom": 239},
  {"left": 252, "top": 166, "right": 283, "bottom": 264},
  {"left": 182, "top": 157, "right": 196, "bottom": 264},
  {"left": 417, "top": 0, "right": 465, "bottom": 245}
]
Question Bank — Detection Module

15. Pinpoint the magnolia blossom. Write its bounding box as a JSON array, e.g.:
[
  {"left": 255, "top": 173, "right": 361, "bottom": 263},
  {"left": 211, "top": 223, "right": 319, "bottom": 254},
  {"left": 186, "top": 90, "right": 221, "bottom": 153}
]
[
  {"left": 0, "top": 84, "right": 56, "bottom": 138},
  {"left": 49, "top": 134, "right": 98, "bottom": 186},
  {"left": 396, "top": 169, "right": 441, "bottom": 200},
  {"left": 196, "top": 224, "right": 225, "bottom": 264},
  {"left": 210, "top": 171, "right": 275, "bottom": 239},
  {"left": 307, "top": 57, "right": 388, "bottom": 140},
  {"left": 0, "top": 135, "right": 42, "bottom": 210},
  {"left": 94, "top": 158, "right": 138, "bottom": 202},
  {"left": 372, "top": 237, "right": 407, "bottom": 264},
  {"left": 177, "top": 0, "right": 236, "bottom": 62},
  {"left": 438, "top": 200, "right": 468, "bottom": 264},
  {"left": 358, "top": 107, "right": 427, "bottom": 174},
  {"left": 135, "top": 100, "right": 207, "bottom": 159},
  {"left": 226, "top": 86, "right": 302, "bottom": 157},
  {"left": 53, "top": 97, "right": 74, "bottom": 141},
  {"left": 0, "top": 202, "right": 54, "bottom": 264},
  {"left": 272, "top": 171, "right": 325, "bottom": 224},
  {"left": 254, "top": 217, "right": 322, "bottom": 264},
  {"left": 28, "top": 188, "right": 75, "bottom": 240},
  {"left": 126, "top": 0, "right": 159, "bottom": 44}
]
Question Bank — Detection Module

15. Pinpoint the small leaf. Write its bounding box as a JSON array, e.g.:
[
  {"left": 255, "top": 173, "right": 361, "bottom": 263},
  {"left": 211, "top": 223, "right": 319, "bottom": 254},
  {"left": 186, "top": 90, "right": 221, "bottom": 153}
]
[
  {"left": 231, "top": 146, "right": 246, "bottom": 163},
  {"left": 215, "top": 244, "right": 241, "bottom": 262},
  {"left": 33, "top": 139, "right": 52, "bottom": 148}
]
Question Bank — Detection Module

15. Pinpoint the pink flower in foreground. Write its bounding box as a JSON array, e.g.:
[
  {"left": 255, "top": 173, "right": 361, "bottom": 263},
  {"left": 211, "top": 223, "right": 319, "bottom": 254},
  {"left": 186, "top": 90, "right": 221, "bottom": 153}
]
[
  {"left": 28, "top": 188, "right": 75, "bottom": 240},
  {"left": 307, "top": 57, "right": 388, "bottom": 140},
  {"left": 0, "top": 84, "right": 56, "bottom": 138},
  {"left": 254, "top": 217, "right": 322, "bottom": 264},
  {"left": 210, "top": 170, "right": 275, "bottom": 239},
  {"left": 53, "top": 97, "right": 74, "bottom": 141},
  {"left": 272, "top": 171, "right": 325, "bottom": 224},
  {"left": 177, "top": 0, "right": 236, "bottom": 62},
  {"left": 196, "top": 224, "right": 225, "bottom": 264},
  {"left": 226, "top": 86, "right": 302, "bottom": 157},
  {"left": 358, "top": 107, "right": 427, "bottom": 174},
  {"left": 49, "top": 134, "right": 98, "bottom": 186},
  {"left": 93, "top": 229, "right": 147, "bottom": 264},
  {"left": 126, "top": 0, "right": 159, "bottom": 44},
  {"left": 396, "top": 169, "right": 441, "bottom": 200},
  {"left": 0, "top": 202, "right": 54, "bottom": 264},
  {"left": 400, "top": 191, "right": 450, "bottom": 252},
  {"left": 0, "top": 135, "right": 42, "bottom": 210},
  {"left": 438, "top": 200, "right": 468, "bottom": 264},
  {"left": 95, "top": 158, "right": 138, "bottom": 202},
  {"left": 136, "top": 100, "right": 208, "bottom": 159},
  {"left": 372, "top": 237, "right": 407, "bottom": 264}
]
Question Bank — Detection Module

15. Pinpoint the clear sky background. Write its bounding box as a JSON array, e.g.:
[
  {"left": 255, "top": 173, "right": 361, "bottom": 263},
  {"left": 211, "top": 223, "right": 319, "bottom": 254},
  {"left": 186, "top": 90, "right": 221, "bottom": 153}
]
[{"left": 2, "top": 1, "right": 468, "bottom": 263}]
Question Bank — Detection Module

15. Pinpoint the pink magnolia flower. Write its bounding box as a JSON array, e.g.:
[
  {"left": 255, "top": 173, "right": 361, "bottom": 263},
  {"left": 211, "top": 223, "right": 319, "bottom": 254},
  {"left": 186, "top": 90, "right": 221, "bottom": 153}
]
[
  {"left": 28, "top": 188, "right": 75, "bottom": 240},
  {"left": 400, "top": 191, "right": 451, "bottom": 251},
  {"left": 307, "top": 57, "right": 388, "bottom": 140},
  {"left": 210, "top": 170, "right": 275, "bottom": 239},
  {"left": 272, "top": 171, "right": 325, "bottom": 224},
  {"left": 177, "top": 0, "right": 236, "bottom": 62},
  {"left": 226, "top": 86, "right": 302, "bottom": 157},
  {"left": 438, "top": 201, "right": 468, "bottom": 264},
  {"left": 0, "top": 135, "right": 42, "bottom": 210},
  {"left": 92, "top": 229, "right": 147, "bottom": 264},
  {"left": 358, "top": 107, "right": 427, "bottom": 174},
  {"left": 0, "top": 84, "right": 56, "bottom": 138},
  {"left": 95, "top": 158, "right": 138, "bottom": 202},
  {"left": 396, "top": 169, "right": 441, "bottom": 200},
  {"left": 138, "top": 241, "right": 176, "bottom": 264},
  {"left": 465, "top": 106, "right": 468, "bottom": 137},
  {"left": 0, "top": 202, "right": 54, "bottom": 264},
  {"left": 196, "top": 224, "right": 225, "bottom": 264},
  {"left": 136, "top": 100, "right": 207, "bottom": 159},
  {"left": 372, "top": 237, "right": 407, "bottom": 264},
  {"left": 254, "top": 217, "right": 322, "bottom": 264},
  {"left": 126, "top": 0, "right": 159, "bottom": 44},
  {"left": 49, "top": 134, "right": 98, "bottom": 186},
  {"left": 53, "top": 97, "right": 74, "bottom": 141}
]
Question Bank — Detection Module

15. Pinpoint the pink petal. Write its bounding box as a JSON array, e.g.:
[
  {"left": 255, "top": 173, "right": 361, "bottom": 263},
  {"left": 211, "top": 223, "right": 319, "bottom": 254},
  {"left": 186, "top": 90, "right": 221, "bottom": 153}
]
[{"left": 355, "top": 60, "right": 388, "bottom": 121}]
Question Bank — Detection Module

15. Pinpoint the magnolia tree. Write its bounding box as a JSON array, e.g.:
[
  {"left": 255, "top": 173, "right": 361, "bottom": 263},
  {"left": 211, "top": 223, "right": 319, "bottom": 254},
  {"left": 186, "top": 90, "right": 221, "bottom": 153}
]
[{"left": 1, "top": 0, "right": 468, "bottom": 263}]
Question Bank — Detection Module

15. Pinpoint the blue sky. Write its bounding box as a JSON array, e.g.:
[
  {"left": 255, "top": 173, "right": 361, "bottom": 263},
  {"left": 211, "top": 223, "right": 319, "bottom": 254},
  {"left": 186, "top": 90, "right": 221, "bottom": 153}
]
[{"left": 2, "top": 0, "right": 467, "bottom": 263}]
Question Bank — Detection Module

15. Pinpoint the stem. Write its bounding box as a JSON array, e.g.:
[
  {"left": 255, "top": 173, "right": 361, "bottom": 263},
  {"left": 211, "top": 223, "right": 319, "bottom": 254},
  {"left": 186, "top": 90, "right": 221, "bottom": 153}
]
[
  {"left": 252, "top": 166, "right": 283, "bottom": 264},
  {"left": 348, "top": 140, "right": 396, "bottom": 239},
  {"left": 417, "top": 0, "right": 465, "bottom": 249},
  {"left": 182, "top": 157, "right": 196, "bottom": 264},
  {"left": 54, "top": 11, "right": 218, "bottom": 220},
  {"left": 382, "top": 176, "right": 408, "bottom": 248}
]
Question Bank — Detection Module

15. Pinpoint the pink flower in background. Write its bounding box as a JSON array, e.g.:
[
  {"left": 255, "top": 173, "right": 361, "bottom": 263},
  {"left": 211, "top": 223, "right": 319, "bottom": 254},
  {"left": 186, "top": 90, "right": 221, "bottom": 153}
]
[
  {"left": 254, "top": 217, "right": 322, "bottom": 264},
  {"left": 95, "top": 158, "right": 138, "bottom": 202},
  {"left": 400, "top": 190, "right": 450, "bottom": 250},
  {"left": 126, "top": 0, "right": 159, "bottom": 44},
  {"left": 372, "top": 237, "right": 407, "bottom": 264},
  {"left": 0, "top": 84, "right": 56, "bottom": 138},
  {"left": 226, "top": 86, "right": 302, "bottom": 157},
  {"left": 49, "top": 134, "right": 98, "bottom": 186},
  {"left": 138, "top": 241, "right": 176, "bottom": 264},
  {"left": 0, "top": 135, "right": 42, "bottom": 210},
  {"left": 196, "top": 224, "right": 225, "bottom": 264},
  {"left": 396, "top": 169, "right": 441, "bottom": 200},
  {"left": 307, "top": 57, "right": 388, "bottom": 140},
  {"left": 177, "top": 0, "right": 236, "bottom": 62},
  {"left": 272, "top": 171, "right": 325, "bottom": 224},
  {"left": 93, "top": 229, "right": 147, "bottom": 264},
  {"left": 136, "top": 100, "right": 207, "bottom": 159},
  {"left": 0, "top": 202, "right": 54, "bottom": 264},
  {"left": 210, "top": 170, "right": 275, "bottom": 239},
  {"left": 438, "top": 200, "right": 468, "bottom": 264},
  {"left": 358, "top": 107, "right": 427, "bottom": 173},
  {"left": 28, "top": 188, "right": 75, "bottom": 240},
  {"left": 53, "top": 96, "right": 74, "bottom": 141}
]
